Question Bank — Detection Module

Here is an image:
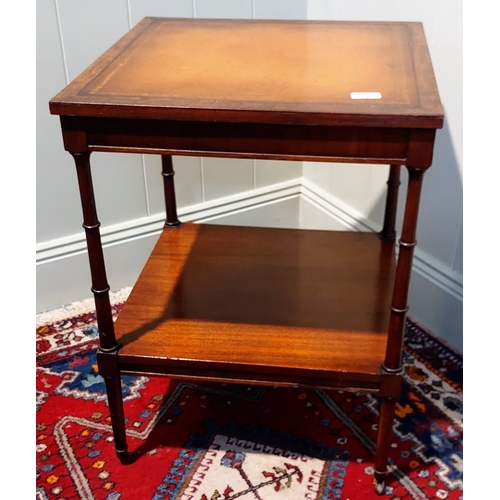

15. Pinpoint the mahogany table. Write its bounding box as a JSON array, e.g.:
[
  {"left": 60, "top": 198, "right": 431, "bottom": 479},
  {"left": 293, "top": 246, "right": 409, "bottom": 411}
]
[{"left": 50, "top": 18, "right": 443, "bottom": 493}]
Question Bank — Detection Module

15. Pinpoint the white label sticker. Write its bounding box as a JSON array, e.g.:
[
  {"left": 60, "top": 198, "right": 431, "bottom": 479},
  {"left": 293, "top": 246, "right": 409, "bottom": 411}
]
[{"left": 350, "top": 92, "right": 382, "bottom": 100}]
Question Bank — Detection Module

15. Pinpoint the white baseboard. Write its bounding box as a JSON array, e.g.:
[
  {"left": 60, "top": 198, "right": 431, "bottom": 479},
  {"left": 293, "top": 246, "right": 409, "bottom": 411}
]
[
  {"left": 36, "top": 180, "right": 302, "bottom": 313},
  {"left": 36, "top": 179, "right": 302, "bottom": 266},
  {"left": 300, "top": 179, "right": 463, "bottom": 301},
  {"left": 299, "top": 179, "right": 463, "bottom": 352},
  {"left": 36, "top": 177, "right": 463, "bottom": 353}
]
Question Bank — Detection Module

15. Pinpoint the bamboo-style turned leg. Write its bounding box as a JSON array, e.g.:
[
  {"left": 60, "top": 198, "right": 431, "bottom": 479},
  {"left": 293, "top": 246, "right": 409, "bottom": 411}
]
[
  {"left": 385, "top": 167, "right": 425, "bottom": 371},
  {"left": 72, "top": 151, "right": 134, "bottom": 464},
  {"left": 374, "top": 167, "right": 426, "bottom": 492},
  {"left": 161, "top": 155, "right": 180, "bottom": 227},
  {"left": 103, "top": 376, "right": 135, "bottom": 464},
  {"left": 72, "top": 152, "right": 117, "bottom": 352},
  {"left": 380, "top": 165, "right": 401, "bottom": 241},
  {"left": 374, "top": 398, "right": 397, "bottom": 494}
]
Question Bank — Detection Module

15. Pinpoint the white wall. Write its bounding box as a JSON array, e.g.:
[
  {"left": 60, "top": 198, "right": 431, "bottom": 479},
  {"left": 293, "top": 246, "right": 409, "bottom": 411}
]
[
  {"left": 37, "top": 0, "right": 306, "bottom": 243},
  {"left": 304, "top": 1, "right": 463, "bottom": 352},
  {"left": 37, "top": 0, "right": 462, "bottom": 352},
  {"left": 36, "top": 0, "right": 305, "bottom": 310}
]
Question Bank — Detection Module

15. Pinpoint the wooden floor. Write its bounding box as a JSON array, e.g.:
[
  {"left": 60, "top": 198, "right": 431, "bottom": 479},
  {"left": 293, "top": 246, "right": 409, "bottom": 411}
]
[{"left": 115, "top": 223, "right": 396, "bottom": 388}]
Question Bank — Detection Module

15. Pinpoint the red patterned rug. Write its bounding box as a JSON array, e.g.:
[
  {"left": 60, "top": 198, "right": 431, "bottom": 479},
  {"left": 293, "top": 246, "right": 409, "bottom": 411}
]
[{"left": 36, "top": 289, "right": 463, "bottom": 500}]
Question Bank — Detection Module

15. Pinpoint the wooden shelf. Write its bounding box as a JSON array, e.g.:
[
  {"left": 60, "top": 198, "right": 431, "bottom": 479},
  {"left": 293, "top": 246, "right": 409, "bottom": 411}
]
[{"left": 115, "top": 223, "right": 396, "bottom": 389}]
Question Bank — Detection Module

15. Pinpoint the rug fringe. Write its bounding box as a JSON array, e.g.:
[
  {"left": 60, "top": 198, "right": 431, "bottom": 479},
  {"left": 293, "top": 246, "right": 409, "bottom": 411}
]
[
  {"left": 36, "top": 287, "right": 132, "bottom": 327},
  {"left": 406, "top": 316, "right": 463, "bottom": 358}
]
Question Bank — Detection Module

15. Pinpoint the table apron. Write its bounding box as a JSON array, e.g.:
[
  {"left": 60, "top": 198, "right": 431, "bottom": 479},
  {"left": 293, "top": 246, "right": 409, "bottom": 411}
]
[{"left": 78, "top": 117, "right": 412, "bottom": 165}]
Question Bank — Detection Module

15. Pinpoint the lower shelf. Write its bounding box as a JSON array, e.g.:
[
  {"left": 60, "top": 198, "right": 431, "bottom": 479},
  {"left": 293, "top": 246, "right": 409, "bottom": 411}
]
[{"left": 114, "top": 223, "right": 396, "bottom": 389}]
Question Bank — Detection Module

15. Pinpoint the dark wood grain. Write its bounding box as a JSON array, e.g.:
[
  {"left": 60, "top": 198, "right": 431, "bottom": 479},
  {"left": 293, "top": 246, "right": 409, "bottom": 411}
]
[
  {"left": 82, "top": 118, "right": 410, "bottom": 165},
  {"left": 114, "top": 223, "right": 396, "bottom": 386}
]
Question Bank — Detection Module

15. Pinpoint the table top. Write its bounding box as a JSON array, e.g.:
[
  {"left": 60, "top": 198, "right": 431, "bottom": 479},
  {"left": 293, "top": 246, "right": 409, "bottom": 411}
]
[{"left": 50, "top": 18, "right": 443, "bottom": 128}]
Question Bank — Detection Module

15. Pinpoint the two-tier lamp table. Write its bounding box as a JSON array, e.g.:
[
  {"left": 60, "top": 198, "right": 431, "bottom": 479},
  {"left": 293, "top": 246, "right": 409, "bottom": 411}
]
[{"left": 49, "top": 18, "right": 444, "bottom": 493}]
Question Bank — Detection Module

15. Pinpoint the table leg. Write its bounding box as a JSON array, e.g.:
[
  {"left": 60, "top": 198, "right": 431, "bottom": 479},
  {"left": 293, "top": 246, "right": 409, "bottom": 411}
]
[
  {"left": 103, "top": 375, "right": 135, "bottom": 464},
  {"left": 375, "top": 166, "right": 425, "bottom": 491},
  {"left": 384, "top": 166, "right": 425, "bottom": 371},
  {"left": 374, "top": 397, "right": 396, "bottom": 494},
  {"left": 161, "top": 155, "right": 180, "bottom": 227},
  {"left": 380, "top": 165, "right": 401, "bottom": 241},
  {"left": 71, "top": 151, "right": 134, "bottom": 464},
  {"left": 72, "top": 152, "right": 117, "bottom": 352}
]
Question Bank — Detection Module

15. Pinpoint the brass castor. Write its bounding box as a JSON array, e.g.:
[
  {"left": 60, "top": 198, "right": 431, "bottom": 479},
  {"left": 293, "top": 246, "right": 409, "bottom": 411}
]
[
  {"left": 374, "top": 471, "right": 386, "bottom": 495},
  {"left": 117, "top": 449, "right": 137, "bottom": 465},
  {"left": 374, "top": 480, "right": 385, "bottom": 495}
]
